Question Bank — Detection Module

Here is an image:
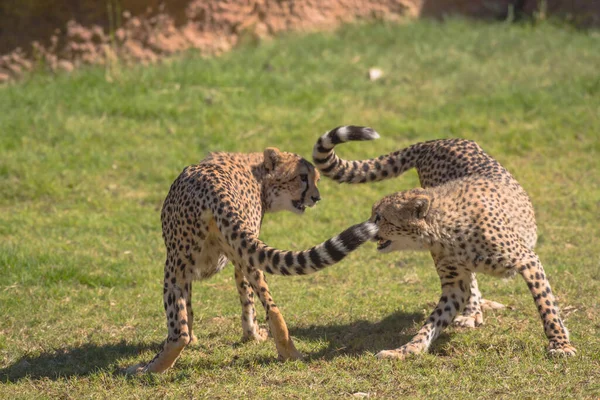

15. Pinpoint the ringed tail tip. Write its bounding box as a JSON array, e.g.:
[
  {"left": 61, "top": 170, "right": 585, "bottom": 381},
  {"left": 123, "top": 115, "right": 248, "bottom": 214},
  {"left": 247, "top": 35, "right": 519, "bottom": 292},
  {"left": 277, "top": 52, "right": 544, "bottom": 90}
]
[
  {"left": 360, "top": 221, "right": 379, "bottom": 239},
  {"left": 319, "top": 126, "right": 381, "bottom": 146},
  {"left": 362, "top": 127, "right": 380, "bottom": 141},
  {"left": 335, "top": 126, "right": 380, "bottom": 143}
]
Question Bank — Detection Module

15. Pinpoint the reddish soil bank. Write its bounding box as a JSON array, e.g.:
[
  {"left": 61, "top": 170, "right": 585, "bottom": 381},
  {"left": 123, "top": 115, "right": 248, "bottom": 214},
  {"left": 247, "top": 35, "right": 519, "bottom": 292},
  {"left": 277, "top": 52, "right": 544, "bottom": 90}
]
[{"left": 0, "top": 0, "right": 598, "bottom": 82}]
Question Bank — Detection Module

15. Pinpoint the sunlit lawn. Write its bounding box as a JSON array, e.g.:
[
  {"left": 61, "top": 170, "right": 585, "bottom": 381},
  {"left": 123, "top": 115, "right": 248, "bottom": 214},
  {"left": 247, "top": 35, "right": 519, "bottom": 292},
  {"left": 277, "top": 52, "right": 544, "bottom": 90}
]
[{"left": 1, "top": 19, "right": 599, "bottom": 398}]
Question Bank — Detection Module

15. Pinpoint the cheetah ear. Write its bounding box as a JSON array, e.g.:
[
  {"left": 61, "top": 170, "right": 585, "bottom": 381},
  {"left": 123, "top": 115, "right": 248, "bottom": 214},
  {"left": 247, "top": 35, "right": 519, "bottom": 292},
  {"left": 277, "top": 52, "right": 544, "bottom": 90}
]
[
  {"left": 411, "top": 195, "right": 431, "bottom": 219},
  {"left": 263, "top": 147, "right": 282, "bottom": 171}
]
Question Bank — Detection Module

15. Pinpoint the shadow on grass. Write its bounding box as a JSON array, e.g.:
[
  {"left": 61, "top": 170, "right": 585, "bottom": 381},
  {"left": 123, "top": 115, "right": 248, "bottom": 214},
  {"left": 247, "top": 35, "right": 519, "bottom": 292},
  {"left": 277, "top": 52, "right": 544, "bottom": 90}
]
[
  {"left": 1, "top": 311, "right": 455, "bottom": 381},
  {"left": 0, "top": 341, "right": 155, "bottom": 382},
  {"left": 291, "top": 310, "right": 452, "bottom": 360}
]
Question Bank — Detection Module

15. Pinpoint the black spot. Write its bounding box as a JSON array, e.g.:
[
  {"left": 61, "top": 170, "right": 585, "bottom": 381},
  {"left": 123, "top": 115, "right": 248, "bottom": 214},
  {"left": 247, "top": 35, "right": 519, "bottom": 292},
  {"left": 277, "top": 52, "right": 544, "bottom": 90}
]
[{"left": 248, "top": 243, "right": 257, "bottom": 254}]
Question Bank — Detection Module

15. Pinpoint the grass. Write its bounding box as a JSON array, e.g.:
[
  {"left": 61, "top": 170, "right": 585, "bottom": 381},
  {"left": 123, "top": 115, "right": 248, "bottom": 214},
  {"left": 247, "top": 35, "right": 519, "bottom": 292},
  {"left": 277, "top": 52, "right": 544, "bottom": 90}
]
[{"left": 1, "top": 18, "right": 599, "bottom": 399}]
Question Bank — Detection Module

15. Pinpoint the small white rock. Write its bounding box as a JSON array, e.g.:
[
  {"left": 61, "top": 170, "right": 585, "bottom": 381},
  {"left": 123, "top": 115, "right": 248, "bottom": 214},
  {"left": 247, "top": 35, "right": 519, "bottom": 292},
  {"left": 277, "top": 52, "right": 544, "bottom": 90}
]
[{"left": 368, "top": 68, "right": 383, "bottom": 81}]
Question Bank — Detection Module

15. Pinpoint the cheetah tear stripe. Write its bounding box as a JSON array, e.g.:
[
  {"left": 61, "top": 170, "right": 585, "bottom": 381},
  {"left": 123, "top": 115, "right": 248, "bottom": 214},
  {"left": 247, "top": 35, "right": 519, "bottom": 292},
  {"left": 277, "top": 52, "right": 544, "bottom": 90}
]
[
  {"left": 226, "top": 221, "right": 378, "bottom": 276},
  {"left": 313, "top": 126, "right": 421, "bottom": 184}
]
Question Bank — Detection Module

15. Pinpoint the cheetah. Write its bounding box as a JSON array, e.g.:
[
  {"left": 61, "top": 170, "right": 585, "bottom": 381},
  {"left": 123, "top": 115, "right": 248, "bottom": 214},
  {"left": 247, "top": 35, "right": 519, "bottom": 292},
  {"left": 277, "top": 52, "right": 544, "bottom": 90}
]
[
  {"left": 127, "top": 147, "right": 377, "bottom": 373},
  {"left": 314, "top": 127, "right": 504, "bottom": 328},
  {"left": 312, "top": 126, "right": 576, "bottom": 358}
]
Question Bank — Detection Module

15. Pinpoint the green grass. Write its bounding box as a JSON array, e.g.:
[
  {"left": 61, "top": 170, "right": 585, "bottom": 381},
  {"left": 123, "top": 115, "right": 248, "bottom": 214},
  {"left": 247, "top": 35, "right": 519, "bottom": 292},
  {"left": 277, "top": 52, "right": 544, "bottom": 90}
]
[{"left": 1, "top": 19, "right": 599, "bottom": 398}]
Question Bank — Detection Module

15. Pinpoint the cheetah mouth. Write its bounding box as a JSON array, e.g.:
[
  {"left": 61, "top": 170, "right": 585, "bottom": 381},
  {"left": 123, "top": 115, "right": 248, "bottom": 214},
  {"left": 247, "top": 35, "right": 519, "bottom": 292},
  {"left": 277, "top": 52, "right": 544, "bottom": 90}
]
[
  {"left": 292, "top": 200, "right": 307, "bottom": 213},
  {"left": 377, "top": 239, "right": 392, "bottom": 251}
]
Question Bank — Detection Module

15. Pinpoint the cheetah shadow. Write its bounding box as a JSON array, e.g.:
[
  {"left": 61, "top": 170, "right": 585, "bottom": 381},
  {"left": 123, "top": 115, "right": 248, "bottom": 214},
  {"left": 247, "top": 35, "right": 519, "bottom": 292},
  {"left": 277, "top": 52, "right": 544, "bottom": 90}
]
[
  {"left": 289, "top": 310, "right": 452, "bottom": 361},
  {"left": 0, "top": 312, "right": 454, "bottom": 381},
  {"left": 0, "top": 341, "right": 155, "bottom": 382}
]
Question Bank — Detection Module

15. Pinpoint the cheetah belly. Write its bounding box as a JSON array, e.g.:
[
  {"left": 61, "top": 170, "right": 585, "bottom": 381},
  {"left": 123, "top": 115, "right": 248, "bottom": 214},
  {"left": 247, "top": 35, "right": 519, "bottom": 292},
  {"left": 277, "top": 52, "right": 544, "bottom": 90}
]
[
  {"left": 191, "top": 216, "right": 230, "bottom": 280},
  {"left": 471, "top": 257, "right": 518, "bottom": 279}
]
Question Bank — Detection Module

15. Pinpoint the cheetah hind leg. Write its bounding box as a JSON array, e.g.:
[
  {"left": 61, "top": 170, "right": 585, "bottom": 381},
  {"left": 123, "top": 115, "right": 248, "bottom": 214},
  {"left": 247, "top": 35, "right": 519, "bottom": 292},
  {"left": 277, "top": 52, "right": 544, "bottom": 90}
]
[
  {"left": 126, "top": 283, "right": 192, "bottom": 374},
  {"left": 517, "top": 249, "right": 576, "bottom": 356},
  {"left": 454, "top": 274, "right": 504, "bottom": 328},
  {"left": 234, "top": 264, "right": 269, "bottom": 343}
]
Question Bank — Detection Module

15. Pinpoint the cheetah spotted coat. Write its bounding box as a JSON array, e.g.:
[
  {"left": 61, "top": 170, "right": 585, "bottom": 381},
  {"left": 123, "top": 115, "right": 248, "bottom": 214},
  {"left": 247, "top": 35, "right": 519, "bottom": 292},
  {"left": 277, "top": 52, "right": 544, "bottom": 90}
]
[
  {"left": 312, "top": 126, "right": 575, "bottom": 358},
  {"left": 127, "top": 147, "right": 377, "bottom": 373}
]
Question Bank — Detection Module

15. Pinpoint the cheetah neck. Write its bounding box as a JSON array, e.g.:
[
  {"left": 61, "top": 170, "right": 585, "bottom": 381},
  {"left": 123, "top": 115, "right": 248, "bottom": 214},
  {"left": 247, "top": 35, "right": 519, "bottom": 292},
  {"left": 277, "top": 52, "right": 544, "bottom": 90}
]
[
  {"left": 422, "top": 185, "right": 462, "bottom": 249},
  {"left": 248, "top": 163, "right": 276, "bottom": 214}
]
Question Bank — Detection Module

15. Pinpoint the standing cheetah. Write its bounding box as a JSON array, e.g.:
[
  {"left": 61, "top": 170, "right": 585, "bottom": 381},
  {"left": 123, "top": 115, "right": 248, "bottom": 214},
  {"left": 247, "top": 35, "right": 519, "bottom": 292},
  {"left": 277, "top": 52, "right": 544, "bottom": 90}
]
[
  {"left": 127, "top": 147, "right": 377, "bottom": 373},
  {"left": 312, "top": 126, "right": 576, "bottom": 358}
]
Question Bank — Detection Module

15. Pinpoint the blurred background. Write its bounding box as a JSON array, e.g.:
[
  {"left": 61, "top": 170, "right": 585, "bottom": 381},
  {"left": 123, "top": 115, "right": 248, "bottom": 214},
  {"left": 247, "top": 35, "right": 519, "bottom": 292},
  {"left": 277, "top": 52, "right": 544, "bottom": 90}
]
[{"left": 1, "top": 0, "right": 599, "bottom": 82}]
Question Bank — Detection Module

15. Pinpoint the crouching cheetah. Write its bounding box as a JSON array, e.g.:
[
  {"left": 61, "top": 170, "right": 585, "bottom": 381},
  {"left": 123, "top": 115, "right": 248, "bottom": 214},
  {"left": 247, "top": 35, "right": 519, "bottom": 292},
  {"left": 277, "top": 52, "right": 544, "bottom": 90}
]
[
  {"left": 314, "top": 127, "right": 503, "bottom": 328},
  {"left": 313, "top": 126, "right": 576, "bottom": 358},
  {"left": 127, "top": 147, "right": 377, "bottom": 374}
]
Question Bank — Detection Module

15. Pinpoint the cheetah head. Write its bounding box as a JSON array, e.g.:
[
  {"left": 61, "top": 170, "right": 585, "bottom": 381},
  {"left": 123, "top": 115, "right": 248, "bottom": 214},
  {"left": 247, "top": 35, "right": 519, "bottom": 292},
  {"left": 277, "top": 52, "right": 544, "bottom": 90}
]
[
  {"left": 370, "top": 189, "right": 432, "bottom": 253},
  {"left": 263, "top": 147, "right": 321, "bottom": 214}
]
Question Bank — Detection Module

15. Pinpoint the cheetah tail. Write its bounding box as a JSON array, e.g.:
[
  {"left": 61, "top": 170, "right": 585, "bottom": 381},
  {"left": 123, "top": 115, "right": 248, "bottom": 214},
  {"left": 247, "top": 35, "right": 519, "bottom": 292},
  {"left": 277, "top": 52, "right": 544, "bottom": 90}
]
[
  {"left": 312, "top": 126, "right": 419, "bottom": 184},
  {"left": 241, "top": 221, "right": 378, "bottom": 276}
]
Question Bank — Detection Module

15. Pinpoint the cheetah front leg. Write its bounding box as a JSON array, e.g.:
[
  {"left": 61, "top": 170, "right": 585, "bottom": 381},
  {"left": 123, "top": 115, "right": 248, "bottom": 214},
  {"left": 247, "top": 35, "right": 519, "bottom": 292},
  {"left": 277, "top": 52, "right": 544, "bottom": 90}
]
[
  {"left": 234, "top": 264, "right": 268, "bottom": 342},
  {"left": 454, "top": 274, "right": 505, "bottom": 328},
  {"left": 377, "top": 267, "right": 471, "bottom": 360},
  {"left": 516, "top": 249, "right": 576, "bottom": 356},
  {"left": 245, "top": 267, "right": 302, "bottom": 361}
]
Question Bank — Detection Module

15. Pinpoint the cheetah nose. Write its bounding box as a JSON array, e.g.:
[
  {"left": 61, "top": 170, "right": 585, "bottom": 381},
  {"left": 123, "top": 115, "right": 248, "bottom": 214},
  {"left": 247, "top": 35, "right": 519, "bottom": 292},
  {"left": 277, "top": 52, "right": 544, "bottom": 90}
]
[{"left": 311, "top": 195, "right": 321, "bottom": 203}]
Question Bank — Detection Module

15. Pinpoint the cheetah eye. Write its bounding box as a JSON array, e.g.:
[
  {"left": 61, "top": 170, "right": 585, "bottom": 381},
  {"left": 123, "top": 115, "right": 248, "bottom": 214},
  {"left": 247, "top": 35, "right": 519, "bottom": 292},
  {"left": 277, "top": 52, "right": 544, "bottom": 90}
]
[
  {"left": 300, "top": 174, "right": 308, "bottom": 182},
  {"left": 374, "top": 214, "right": 381, "bottom": 223}
]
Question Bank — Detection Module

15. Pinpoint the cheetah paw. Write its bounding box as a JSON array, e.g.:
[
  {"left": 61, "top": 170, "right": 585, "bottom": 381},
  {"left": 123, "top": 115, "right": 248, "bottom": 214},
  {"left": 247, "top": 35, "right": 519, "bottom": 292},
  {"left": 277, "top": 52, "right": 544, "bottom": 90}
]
[
  {"left": 454, "top": 314, "right": 483, "bottom": 328},
  {"left": 548, "top": 343, "right": 577, "bottom": 357},
  {"left": 480, "top": 298, "right": 505, "bottom": 310},
  {"left": 376, "top": 344, "right": 422, "bottom": 360},
  {"left": 125, "top": 363, "right": 147, "bottom": 375},
  {"left": 189, "top": 334, "right": 198, "bottom": 345},
  {"left": 241, "top": 327, "right": 269, "bottom": 343},
  {"left": 277, "top": 350, "right": 304, "bottom": 361},
  {"left": 376, "top": 349, "right": 406, "bottom": 360},
  {"left": 276, "top": 341, "right": 304, "bottom": 361}
]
